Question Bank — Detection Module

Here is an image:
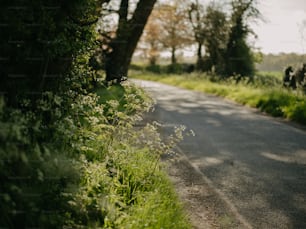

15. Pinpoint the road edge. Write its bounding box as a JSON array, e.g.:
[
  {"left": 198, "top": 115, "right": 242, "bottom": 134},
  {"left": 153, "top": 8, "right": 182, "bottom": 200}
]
[{"left": 166, "top": 148, "right": 253, "bottom": 229}]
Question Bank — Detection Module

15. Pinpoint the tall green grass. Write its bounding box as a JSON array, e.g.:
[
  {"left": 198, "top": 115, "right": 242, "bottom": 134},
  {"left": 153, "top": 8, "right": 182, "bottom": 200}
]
[
  {"left": 69, "top": 82, "right": 191, "bottom": 228},
  {"left": 132, "top": 72, "right": 306, "bottom": 125},
  {"left": 0, "top": 79, "right": 191, "bottom": 228}
]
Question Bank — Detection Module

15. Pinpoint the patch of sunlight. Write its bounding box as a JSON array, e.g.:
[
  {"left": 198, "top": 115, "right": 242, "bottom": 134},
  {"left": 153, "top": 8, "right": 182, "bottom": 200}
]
[
  {"left": 261, "top": 151, "right": 306, "bottom": 165},
  {"left": 191, "top": 157, "right": 224, "bottom": 169},
  {"left": 205, "top": 118, "right": 222, "bottom": 127},
  {"left": 204, "top": 157, "right": 224, "bottom": 166},
  {"left": 180, "top": 102, "right": 200, "bottom": 108}
]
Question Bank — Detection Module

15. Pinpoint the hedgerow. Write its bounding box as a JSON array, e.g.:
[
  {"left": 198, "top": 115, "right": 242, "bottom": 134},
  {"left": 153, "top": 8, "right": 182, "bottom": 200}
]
[
  {"left": 0, "top": 0, "right": 190, "bottom": 227},
  {"left": 0, "top": 68, "right": 190, "bottom": 228}
]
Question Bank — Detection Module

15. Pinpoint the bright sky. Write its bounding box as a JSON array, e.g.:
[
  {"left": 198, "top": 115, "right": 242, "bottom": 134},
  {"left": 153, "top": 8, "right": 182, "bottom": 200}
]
[{"left": 252, "top": 0, "right": 306, "bottom": 54}]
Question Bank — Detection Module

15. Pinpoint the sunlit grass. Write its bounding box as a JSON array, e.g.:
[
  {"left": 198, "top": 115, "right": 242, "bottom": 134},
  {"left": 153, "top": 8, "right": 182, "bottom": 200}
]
[
  {"left": 132, "top": 72, "right": 306, "bottom": 125},
  {"left": 120, "top": 161, "right": 190, "bottom": 229},
  {"left": 90, "top": 83, "right": 191, "bottom": 228}
]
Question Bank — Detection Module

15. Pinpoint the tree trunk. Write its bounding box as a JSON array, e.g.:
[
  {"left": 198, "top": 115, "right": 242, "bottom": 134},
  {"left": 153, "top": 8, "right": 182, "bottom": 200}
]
[
  {"left": 105, "top": 0, "right": 157, "bottom": 82},
  {"left": 171, "top": 47, "right": 176, "bottom": 65},
  {"left": 149, "top": 56, "right": 157, "bottom": 66},
  {"left": 105, "top": 47, "right": 130, "bottom": 82},
  {"left": 196, "top": 42, "right": 203, "bottom": 70}
]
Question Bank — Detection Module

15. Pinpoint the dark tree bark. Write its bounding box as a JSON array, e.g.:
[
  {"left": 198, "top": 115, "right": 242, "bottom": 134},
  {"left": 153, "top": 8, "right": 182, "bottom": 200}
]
[
  {"left": 196, "top": 42, "right": 204, "bottom": 70},
  {"left": 188, "top": 0, "right": 205, "bottom": 71},
  {"left": 105, "top": 0, "right": 157, "bottom": 82},
  {"left": 171, "top": 46, "right": 177, "bottom": 65}
]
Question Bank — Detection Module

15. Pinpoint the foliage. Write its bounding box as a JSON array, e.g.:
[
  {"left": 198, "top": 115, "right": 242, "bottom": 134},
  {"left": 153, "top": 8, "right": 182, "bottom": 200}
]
[
  {"left": 0, "top": 0, "right": 104, "bottom": 107},
  {"left": 188, "top": 0, "right": 224, "bottom": 71},
  {"left": 137, "top": 9, "right": 164, "bottom": 66},
  {"left": 188, "top": 0, "right": 206, "bottom": 69},
  {"left": 130, "top": 63, "right": 195, "bottom": 75},
  {"left": 201, "top": 3, "right": 229, "bottom": 73},
  {"left": 65, "top": 81, "right": 190, "bottom": 228},
  {"left": 0, "top": 89, "right": 81, "bottom": 228},
  {"left": 1, "top": 1, "right": 190, "bottom": 228},
  {"left": 185, "top": 0, "right": 260, "bottom": 77},
  {"left": 252, "top": 71, "right": 283, "bottom": 87},
  {"left": 0, "top": 0, "right": 104, "bottom": 225},
  {"left": 0, "top": 75, "right": 191, "bottom": 227},
  {"left": 138, "top": 0, "right": 193, "bottom": 66},
  {"left": 223, "top": 0, "right": 259, "bottom": 77},
  {"left": 132, "top": 71, "right": 306, "bottom": 125}
]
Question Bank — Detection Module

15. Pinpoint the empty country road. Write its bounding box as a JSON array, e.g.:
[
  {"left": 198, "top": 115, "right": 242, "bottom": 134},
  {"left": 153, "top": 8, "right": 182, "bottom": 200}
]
[{"left": 134, "top": 79, "right": 306, "bottom": 229}]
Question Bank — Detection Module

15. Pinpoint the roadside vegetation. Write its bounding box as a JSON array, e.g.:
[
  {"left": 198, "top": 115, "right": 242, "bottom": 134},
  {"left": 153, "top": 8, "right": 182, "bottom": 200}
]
[
  {"left": 131, "top": 70, "right": 306, "bottom": 125},
  {"left": 0, "top": 77, "right": 191, "bottom": 228},
  {"left": 2, "top": 0, "right": 305, "bottom": 227},
  {"left": 0, "top": 0, "right": 191, "bottom": 228}
]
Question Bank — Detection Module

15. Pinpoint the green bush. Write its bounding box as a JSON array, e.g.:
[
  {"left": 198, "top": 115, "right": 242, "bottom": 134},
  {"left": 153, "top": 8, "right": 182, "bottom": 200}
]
[
  {"left": 131, "top": 63, "right": 195, "bottom": 75},
  {"left": 0, "top": 1, "right": 191, "bottom": 227},
  {"left": 0, "top": 77, "right": 190, "bottom": 228},
  {"left": 282, "top": 98, "right": 306, "bottom": 125},
  {"left": 146, "top": 64, "right": 162, "bottom": 74},
  {"left": 0, "top": 94, "right": 80, "bottom": 228},
  {"left": 0, "top": 0, "right": 102, "bottom": 106}
]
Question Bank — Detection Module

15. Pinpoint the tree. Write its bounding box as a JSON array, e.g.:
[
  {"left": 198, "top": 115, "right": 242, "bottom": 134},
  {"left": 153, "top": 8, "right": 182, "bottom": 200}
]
[
  {"left": 202, "top": 3, "right": 229, "bottom": 73},
  {"left": 0, "top": 0, "right": 106, "bottom": 107},
  {"left": 137, "top": 10, "right": 163, "bottom": 66},
  {"left": 223, "top": 0, "right": 260, "bottom": 77},
  {"left": 188, "top": 0, "right": 206, "bottom": 70},
  {"left": 154, "top": 0, "right": 193, "bottom": 65},
  {"left": 0, "top": 1, "right": 107, "bottom": 227},
  {"left": 99, "top": 0, "right": 157, "bottom": 82}
]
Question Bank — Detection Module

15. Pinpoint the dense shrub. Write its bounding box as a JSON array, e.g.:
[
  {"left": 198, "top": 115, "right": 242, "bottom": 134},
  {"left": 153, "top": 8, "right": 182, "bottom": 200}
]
[
  {"left": 0, "top": 0, "right": 104, "bottom": 226},
  {"left": 146, "top": 64, "right": 162, "bottom": 74},
  {"left": 0, "top": 1, "right": 191, "bottom": 227},
  {"left": 0, "top": 90, "right": 81, "bottom": 227},
  {"left": 131, "top": 63, "right": 195, "bottom": 75},
  {"left": 0, "top": 0, "right": 102, "bottom": 107},
  {"left": 0, "top": 75, "right": 190, "bottom": 227}
]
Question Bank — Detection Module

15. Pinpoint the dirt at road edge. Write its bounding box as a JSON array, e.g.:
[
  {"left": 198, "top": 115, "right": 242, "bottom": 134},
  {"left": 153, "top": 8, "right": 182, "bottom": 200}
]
[{"left": 165, "top": 155, "right": 248, "bottom": 229}]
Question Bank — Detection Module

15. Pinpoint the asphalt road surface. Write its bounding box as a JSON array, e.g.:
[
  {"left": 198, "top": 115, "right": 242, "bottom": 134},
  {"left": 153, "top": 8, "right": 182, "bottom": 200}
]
[{"left": 134, "top": 79, "right": 306, "bottom": 229}]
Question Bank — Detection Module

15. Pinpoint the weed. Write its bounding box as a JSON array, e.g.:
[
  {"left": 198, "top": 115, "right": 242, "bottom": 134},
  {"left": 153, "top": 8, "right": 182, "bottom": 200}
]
[{"left": 1, "top": 77, "right": 191, "bottom": 228}]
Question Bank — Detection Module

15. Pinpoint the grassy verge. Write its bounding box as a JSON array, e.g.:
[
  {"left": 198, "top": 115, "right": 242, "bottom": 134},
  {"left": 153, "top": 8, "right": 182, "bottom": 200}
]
[
  {"left": 0, "top": 80, "right": 191, "bottom": 228},
  {"left": 131, "top": 72, "right": 306, "bottom": 125},
  {"left": 75, "top": 82, "right": 191, "bottom": 228}
]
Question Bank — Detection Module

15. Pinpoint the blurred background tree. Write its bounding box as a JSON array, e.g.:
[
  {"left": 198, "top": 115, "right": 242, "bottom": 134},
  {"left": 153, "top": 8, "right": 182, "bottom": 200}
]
[
  {"left": 136, "top": 0, "right": 193, "bottom": 66},
  {"left": 188, "top": 0, "right": 206, "bottom": 70},
  {"left": 201, "top": 3, "right": 229, "bottom": 74},
  {"left": 223, "top": 0, "right": 260, "bottom": 77},
  {"left": 137, "top": 0, "right": 261, "bottom": 78},
  {"left": 137, "top": 9, "right": 163, "bottom": 66}
]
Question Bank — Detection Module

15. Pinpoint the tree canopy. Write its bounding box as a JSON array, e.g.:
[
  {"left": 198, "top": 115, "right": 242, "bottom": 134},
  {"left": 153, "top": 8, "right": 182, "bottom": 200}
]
[
  {"left": 138, "top": 0, "right": 193, "bottom": 66},
  {"left": 224, "top": 0, "right": 260, "bottom": 77},
  {"left": 138, "top": 0, "right": 261, "bottom": 77},
  {"left": 0, "top": 0, "right": 106, "bottom": 106},
  {"left": 188, "top": 0, "right": 206, "bottom": 70}
]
